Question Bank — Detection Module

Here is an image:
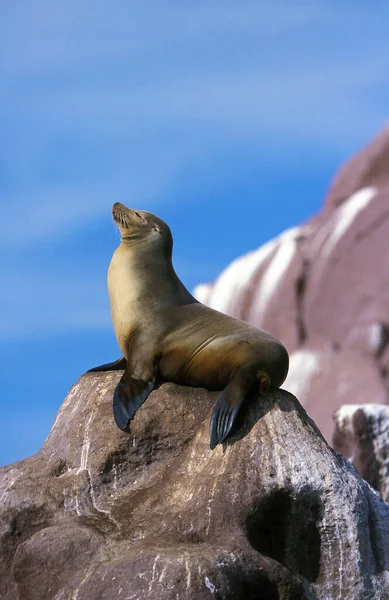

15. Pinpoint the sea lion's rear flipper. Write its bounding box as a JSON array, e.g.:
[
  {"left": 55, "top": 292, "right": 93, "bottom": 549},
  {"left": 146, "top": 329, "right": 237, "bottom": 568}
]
[
  {"left": 113, "top": 370, "right": 155, "bottom": 431},
  {"left": 209, "top": 374, "right": 253, "bottom": 450},
  {"left": 87, "top": 357, "right": 127, "bottom": 372}
]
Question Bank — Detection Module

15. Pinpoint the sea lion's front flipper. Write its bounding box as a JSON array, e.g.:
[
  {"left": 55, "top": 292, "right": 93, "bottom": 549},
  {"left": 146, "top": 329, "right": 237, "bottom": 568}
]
[
  {"left": 209, "top": 374, "right": 253, "bottom": 450},
  {"left": 113, "top": 369, "right": 155, "bottom": 431},
  {"left": 87, "top": 357, "right": 127, "bottom": 372}
]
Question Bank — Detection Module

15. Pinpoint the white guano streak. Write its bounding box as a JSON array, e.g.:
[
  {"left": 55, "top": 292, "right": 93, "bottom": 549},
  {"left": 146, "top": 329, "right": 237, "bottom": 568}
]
[
  {"left": 250, "top": 227, "right": 300, "bottom": 321},
  {"left": 283, "top": 348, "right": 320, "bottom": 401},
  {"left": 204, "top": 576, "right": 216, "bottom": 594},
  {"left": 205, "top": 239, "right": 278, "bottom": 313},
  {"left": 193, "top": 283, "right": 212, "bottom": 304},
  {"left": 322, "top": 186, "right": 376, "bottom": 259}
]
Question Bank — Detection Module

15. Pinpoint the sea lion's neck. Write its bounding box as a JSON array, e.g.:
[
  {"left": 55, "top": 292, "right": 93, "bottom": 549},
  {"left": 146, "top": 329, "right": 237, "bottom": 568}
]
[
  {"left": 109, "top": 243, "right": 196, "bottom": 309},
  {"left": 130, "top": 242, "right": 174, "bottom": 278}
]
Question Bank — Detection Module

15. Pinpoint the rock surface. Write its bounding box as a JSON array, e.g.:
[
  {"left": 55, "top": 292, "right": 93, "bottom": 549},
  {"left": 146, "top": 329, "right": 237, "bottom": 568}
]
[
  {"left": 333, "top": 404, "right": 389, "bottom": 503},
  {"left": 1, "top": 373, "right": 389, "bottom": 599},
  {"left": 194, "top": 127, "right": 389, "bottom": 442}
]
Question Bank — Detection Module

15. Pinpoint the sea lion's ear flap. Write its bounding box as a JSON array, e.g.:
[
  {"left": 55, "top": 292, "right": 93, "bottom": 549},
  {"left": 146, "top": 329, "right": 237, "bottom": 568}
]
[
  {"left": 113, "top": 370, "right": 155, "bottom": 431},
  {"left": 87, "top": 356, "right": 127, "bottom": 373},
  {"left": 209, "top": 378, "right": 248, "bottom": 450}
]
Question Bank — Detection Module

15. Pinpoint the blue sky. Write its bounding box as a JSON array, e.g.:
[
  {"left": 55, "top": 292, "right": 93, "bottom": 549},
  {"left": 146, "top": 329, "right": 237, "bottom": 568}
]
[{"left": 1, "top": 1, "right": 389, "bottom": 466}]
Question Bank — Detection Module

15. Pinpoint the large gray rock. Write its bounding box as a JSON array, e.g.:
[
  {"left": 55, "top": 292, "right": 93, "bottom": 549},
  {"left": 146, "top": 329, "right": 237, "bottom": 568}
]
[
  {"left": 195, "top": 127, "right": 389, "bottom": 441},
  {"left": 1, "top": 373, "right": 389, "bottom": 599},
  {"left": 333, "top": 404, "right": 389, "bottom": 503}
]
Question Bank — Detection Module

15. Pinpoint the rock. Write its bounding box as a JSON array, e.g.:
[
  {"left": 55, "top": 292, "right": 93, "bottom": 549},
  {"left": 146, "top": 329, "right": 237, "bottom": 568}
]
[
  {"left": 333, "top": 404, "right": 389, "bottom": 503},
  {"left": 1, "top": 374, "right": 389, "bottom": 599},
  {"left": 324, "top": 125, "right": 389, "bottom": 210},
  {"left": 194, "top": 127, "right": 389, "bottom": 441}
]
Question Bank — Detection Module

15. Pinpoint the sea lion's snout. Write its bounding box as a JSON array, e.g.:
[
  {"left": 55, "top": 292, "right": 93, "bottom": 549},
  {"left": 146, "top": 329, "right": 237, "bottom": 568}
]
[
  {"left": 112, "top": 203, "right": 147, "bottom": 226},
  {"left": 112, "top": 202, "right": 129, "bottom": 214},
  {"left": 111, "top": 204, "right": 172, "bottom": 249},
  {"left": 112, "top": 203, "right": 131, "bottom": 230}
]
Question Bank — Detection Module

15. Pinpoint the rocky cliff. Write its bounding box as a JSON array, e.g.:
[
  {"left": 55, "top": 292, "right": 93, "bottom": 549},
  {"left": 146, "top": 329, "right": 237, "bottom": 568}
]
[
  {"left": 1, "top": 373, "right": 389, "bottom": 599},
  {"left": 333, "top": 403, "right": 389, "bottom": 503},
  {"left": 195, "top": 127, "right": 389, "bottom": 441}
]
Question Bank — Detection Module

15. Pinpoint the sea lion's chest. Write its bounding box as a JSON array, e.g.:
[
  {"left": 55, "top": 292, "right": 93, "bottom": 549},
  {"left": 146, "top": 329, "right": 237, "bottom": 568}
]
[{"left": 107, "top": 250, "right": 142, "bottom": 352}]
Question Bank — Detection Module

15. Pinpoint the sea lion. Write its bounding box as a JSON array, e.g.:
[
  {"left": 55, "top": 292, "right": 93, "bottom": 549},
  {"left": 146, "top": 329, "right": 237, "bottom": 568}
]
[{"left": 88, "top": 203, "right": 289, "bottom": 449}]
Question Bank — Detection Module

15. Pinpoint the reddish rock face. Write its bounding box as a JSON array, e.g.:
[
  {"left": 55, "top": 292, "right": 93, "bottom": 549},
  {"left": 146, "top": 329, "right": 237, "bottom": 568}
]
[
  {"left": 324, "top": 126, "right": 389, "bottom": 210},
  {"left": 195, "top": 128, "right": 389, "bottom": 441}
]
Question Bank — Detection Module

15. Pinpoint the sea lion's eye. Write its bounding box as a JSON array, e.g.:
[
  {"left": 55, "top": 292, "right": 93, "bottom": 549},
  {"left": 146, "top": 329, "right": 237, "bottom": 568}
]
[
  {"left": 135, "top": 212, "right": 141, "bottom": 219},
  {"left": 153, "top": 226, "right": 161, "bottom": 233}
]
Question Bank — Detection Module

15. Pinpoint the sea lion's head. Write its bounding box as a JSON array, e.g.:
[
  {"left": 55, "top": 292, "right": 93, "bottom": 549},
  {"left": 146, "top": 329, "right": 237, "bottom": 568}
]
[{"left": 112, "top": 202, "right": 173, "bottom": 253}]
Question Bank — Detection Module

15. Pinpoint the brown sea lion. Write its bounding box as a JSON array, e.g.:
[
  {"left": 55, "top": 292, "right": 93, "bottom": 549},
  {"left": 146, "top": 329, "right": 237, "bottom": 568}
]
[{"left": 88, "top": 203, "right": 289, "bottom": 449}]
